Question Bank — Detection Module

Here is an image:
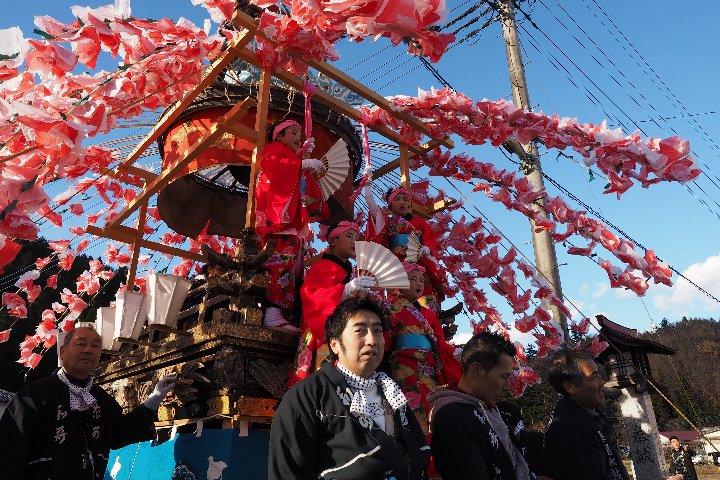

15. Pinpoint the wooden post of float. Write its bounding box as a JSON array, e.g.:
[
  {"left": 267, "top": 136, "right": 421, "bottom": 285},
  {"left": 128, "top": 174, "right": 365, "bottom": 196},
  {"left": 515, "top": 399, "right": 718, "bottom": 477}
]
[
  {"left": 398, "top": 143, "right": 411, "bottom": 191},
  {"left": 499, "top": 0, "right": 568, "bottom": 340},
  {"left": 125, "top": 199, "right": 148, "bottom": 290},
  {"left": 245, "top": 69, "right": 272, "bottom": 229}
]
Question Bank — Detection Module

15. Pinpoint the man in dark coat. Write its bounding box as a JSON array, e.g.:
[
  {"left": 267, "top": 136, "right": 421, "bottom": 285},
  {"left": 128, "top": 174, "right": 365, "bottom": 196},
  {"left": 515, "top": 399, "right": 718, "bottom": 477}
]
[
  {"left": 269, "top": 295, "right": 430, "bottom": 480},
  {"left": 544, "top": 349, "right": 630, "bottom": 480},
  {"left": 0, "top": 325, "right": 176, "bottom": 480},
  {"left": 428, "top": 331, "right": 532, "bottom": 480},
  {"left": 669, "top": 436, "right": 699, "bottom": 480}
]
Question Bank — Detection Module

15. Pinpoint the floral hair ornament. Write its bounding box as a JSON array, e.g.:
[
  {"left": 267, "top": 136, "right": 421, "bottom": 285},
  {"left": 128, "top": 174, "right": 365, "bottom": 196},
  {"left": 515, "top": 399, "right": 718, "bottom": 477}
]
[
  {"left": 386, "top": 186, "right": 411, "bottom": 204},
  {"left": 402, "top": 261, "right": 426, "bottom": 274},
  {"left": 272, "top": 120, "right": 301, "bottom": 141},
  {"left": 327, "top": 221, "right": 360, "bottom": 239}
]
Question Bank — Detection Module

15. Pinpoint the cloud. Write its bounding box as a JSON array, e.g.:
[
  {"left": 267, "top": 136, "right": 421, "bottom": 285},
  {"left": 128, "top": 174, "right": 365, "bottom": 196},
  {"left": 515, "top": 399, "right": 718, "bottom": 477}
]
[
  {"left": 652, "top": 253, "right": 720, "bottom": 315},
  {"left": 592, "top": 282, "right": 609, "bottom": 299},
  {"left": 453, "top": 331, "right": 474, "bottom": 345}
]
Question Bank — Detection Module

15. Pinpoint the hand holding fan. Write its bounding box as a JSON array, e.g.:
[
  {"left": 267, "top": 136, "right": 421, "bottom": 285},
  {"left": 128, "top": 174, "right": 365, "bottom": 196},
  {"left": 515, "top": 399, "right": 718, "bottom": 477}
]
[
  {"left": 404, "top": 234, "right": 422, "bottom": 262},
  {"left": 355, "top": 241, "right": 410, "bottom": 289},
  {"left": 317, "top": 138, "right": 350, "bottom": 200}
]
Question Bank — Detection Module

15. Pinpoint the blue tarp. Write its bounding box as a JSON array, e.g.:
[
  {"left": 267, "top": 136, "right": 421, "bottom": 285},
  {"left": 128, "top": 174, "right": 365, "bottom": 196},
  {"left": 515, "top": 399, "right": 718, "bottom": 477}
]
[{"left": 105, "top": 428, "right": 270, "bottom": 480}]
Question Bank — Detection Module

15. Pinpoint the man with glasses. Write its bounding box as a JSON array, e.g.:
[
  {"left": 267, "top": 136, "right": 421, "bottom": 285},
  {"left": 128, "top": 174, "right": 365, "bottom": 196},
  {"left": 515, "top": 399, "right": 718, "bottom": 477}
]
[{"left": 544, "top": 349, "right": 629, "bottom": 480}]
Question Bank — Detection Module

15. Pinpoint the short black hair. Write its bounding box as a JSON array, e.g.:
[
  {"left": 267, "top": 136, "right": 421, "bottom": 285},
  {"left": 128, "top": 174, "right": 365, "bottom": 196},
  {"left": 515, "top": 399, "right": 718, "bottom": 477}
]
[
  {"left": 325, "top": 294, "right": 390, "bottom": 361},
  {"left": 547, "top": 349, "right": 594, "bottom": 396},
  {"left": 62, "top": 325, "right": 98, "bottom": 348},
  {"left": 460, "top": 331, "right": 516, "bottom": 373},
  {"left": 669, "top": 435, "right": 679, "bottom": 442}
]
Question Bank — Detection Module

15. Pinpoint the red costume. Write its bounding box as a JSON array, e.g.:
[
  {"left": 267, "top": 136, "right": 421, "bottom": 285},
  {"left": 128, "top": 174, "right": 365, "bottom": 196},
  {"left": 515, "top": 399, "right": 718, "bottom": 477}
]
[
  {"left": 255, "top": 141, "right": 326, "bottom": 238},
  {"left": 254, "top": 141, "right": 328, "bottom": 311},
  {"left": 367, "top": 212, "right": 447, "bottom": 313},
  {"left": 288, "top": 253, "right": 352, "bottom": 385},
  {"left": 386, "top": 295, "right": 461, "bottom": 435}
]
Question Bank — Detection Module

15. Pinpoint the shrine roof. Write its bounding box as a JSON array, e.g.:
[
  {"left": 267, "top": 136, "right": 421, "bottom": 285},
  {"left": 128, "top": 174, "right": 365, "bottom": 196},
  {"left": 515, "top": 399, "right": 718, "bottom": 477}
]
[{"left": 596, "top": 315, "right": 675, "bottom": 355}]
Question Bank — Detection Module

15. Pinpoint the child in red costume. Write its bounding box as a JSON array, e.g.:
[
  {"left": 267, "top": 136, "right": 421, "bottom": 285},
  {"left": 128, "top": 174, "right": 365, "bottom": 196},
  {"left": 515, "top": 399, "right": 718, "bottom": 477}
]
[
  {"left": 386, "top": 263, "right": 461, "bottom": 435},
  {"left": 288, "top": 221, "right": 375, "bottom": 385},
  {"left": 364, "top": 169, "right": 447, "bottom": 314},
  {"left": 255, "top": 120, "right": 328, "bottom": 331}
]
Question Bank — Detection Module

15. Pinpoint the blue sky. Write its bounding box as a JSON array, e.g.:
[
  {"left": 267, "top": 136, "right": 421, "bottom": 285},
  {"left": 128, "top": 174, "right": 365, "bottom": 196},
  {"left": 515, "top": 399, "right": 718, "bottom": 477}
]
[{"left": 4, "top": 1, "right": 720, "bottom": 345}]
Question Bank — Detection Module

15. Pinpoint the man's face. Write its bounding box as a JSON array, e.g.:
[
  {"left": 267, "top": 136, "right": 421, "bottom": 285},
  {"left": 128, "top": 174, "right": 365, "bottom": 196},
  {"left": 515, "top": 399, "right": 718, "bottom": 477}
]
[
  {"left": 401, "top": 270, "right": 425, "bottom": 301},
  {"left": 329, "top": 230, "right": 358, "bottom": 261},
  {"left": 671, "top": 439, "right": 681, "bottom": 451},
  {"left": 564, "top": 359, "right": 606, "bottom": 409},
  {"left": 330, "top": 310, "right": 384, "bottom": 378},
  {"left": 472, "top": 353, "right": 514, "bottom": 407},
  {"left": 59, "top": 328, "right": 102, "bottom": 379},
  {"left": 389, "top": 192, "right": 411, "bottom": 216}
]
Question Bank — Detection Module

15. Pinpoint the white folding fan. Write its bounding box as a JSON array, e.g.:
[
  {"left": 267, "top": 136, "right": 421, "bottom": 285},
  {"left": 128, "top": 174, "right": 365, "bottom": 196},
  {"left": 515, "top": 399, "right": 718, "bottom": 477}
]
[
  {"left": 404, "top": 234, "right": 422, "bottom": 262},
  {"left": 355, "top": 241, "right": 410, "bottom": 289},
  {"left": 317, "top": 138, "right": 351, "bottom": 200}
]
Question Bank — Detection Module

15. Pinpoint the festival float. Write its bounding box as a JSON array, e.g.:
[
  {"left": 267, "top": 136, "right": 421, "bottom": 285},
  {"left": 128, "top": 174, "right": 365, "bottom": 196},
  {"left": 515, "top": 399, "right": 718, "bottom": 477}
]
[{"left": 0, "top": 0, "right": 703, "bottom": 477}]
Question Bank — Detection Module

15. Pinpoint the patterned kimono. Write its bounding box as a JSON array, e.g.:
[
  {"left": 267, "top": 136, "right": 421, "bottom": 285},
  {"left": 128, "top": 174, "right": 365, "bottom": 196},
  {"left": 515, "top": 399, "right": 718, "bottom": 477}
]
[
  {"left": 387, "top": 295, "right": 461, "bottom": 435},
  {"left": 254, "top": 141, "right": 328, "bottom": 311},
  {"left": 288, "top": 254, "right": 352, "bottom": 385},
  {"left": 367, "top": 212, "right": 447, "bottom": 313}
]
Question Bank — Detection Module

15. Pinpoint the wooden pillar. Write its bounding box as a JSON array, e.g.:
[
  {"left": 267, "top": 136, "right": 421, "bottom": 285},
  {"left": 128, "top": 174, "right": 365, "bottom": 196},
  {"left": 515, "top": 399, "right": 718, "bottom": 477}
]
[
  {"left": 245, "top": 69, "right": 272, "bottom": 229},
  {"left": 125, "top": 199, "right": 148, "bottom": 290},
  {"left": 399, "top": 143, "right": 411, "bottom": 191}
]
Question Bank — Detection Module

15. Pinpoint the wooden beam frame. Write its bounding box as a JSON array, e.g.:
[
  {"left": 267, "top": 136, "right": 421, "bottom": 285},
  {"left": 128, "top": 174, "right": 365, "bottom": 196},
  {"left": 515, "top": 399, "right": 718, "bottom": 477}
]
[
  {"left": 98, "top": 10, "right": 458, "bottom": 259},
  {"left": 117, "top": 28, "right": 255, "bottom": 169},
  {"left": 108, "top": 97, "right": 257, "bottom": 228},
  {"left": 363, "top": 138, "right": 447, "bottom": 182},
  {"left": 245, "top": 69, "right": 272, "bottom": 229},
  {"left": 87, "top": 225, "right": 204, "bottom": 262},
  {"left": 398, "top": 144, "right": 411, "bottom": 191},
  {"left": 125, "top": 199, "right": 148, "bottom": 290},
  {"left": 232, "top": 11, "right": 453, "bottom": 150}
]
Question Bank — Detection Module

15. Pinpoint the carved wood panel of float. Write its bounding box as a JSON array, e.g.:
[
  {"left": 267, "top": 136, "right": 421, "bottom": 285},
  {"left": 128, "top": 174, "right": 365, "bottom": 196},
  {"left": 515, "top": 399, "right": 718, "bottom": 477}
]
[{"left": 156, "top": 83, "right": 363, "bottom": 239}]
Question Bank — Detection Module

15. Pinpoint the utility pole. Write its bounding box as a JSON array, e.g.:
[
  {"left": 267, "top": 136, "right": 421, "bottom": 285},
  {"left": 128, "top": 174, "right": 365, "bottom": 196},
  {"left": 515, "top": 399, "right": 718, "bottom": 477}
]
[{"left": 499, "top": 0, "right": 569, "bottom": 340}]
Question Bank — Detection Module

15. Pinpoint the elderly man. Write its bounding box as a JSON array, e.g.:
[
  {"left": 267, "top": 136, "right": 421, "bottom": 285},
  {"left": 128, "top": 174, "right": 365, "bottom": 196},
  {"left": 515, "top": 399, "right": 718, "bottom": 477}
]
[
  {"left": 269, "top": 295, "right": 430, "bottom": 480},
  {"left": 544, "top": 349, "right": 629, "bottom": 480},
  {"left": 0, "top": 325, "right": 175, "bottom": 480},
  {"left": 428, "top": 331, "right": 531, "bottom": 479}
]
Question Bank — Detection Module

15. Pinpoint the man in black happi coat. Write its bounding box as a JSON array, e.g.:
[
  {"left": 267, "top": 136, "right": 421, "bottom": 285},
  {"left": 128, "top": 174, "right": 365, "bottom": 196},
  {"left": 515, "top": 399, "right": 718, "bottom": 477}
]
[
  {"left": 269, "top": 295, "right": 430, "bottom": 480},
  {"left": 544, "top": 349, "right": 630, "bottom": 480},
  {"left": 0, "top": 325, "right": 176, "bottom": 480}
]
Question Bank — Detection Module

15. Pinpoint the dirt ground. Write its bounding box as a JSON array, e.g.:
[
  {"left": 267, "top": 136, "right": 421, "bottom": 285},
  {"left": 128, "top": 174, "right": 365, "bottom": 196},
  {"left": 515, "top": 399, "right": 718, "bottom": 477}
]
[{"left": 623, "top": 461, "right": 720, "bottom": 479}]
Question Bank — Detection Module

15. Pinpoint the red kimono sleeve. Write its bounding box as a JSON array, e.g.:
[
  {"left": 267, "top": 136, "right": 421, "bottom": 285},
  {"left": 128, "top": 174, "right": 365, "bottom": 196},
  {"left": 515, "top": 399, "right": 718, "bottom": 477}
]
[
  {"left": 255, "top": 142, "right": 302, "bottom": 234},
  {"left": 300, "top": 260, "right": 348, "bottom": 341},
  {"left": 424, "top": 307, "right": 461, "bottom": 384},
  {"left": 409, "top": 217, "right": 438, "bottom": 256}
]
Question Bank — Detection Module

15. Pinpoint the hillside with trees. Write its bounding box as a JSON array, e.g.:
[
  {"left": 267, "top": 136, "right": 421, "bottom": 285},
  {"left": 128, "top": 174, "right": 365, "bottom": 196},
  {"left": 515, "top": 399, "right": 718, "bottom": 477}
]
[
  {"left": 640, "top": 317, "right": 720, "bottom": 430},
  {"left": 514, "top": 318, "right": 720, "bottom": 432}
]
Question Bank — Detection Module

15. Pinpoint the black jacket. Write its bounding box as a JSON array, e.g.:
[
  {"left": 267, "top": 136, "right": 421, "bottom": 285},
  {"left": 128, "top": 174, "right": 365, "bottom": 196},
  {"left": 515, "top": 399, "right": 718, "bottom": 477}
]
[
  {"left": 268, "top": 363, "right": 430, "bottom": 480},
  {"left": 545, "top": 396, "right": 630, "bottom": 480},
  {"left": 428, "top": 388, "right": 520, "bottom": 480},
  {"left": 669, "top": 448, "right": 698, "bottom": 480},
  {"left": 0, "top": 374, "right": 155, "bottom": 480}
]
